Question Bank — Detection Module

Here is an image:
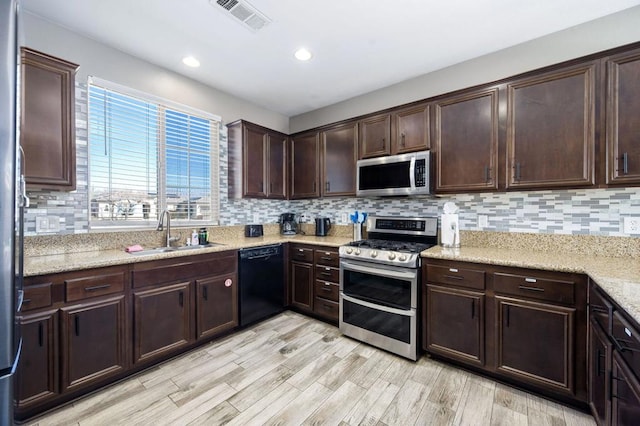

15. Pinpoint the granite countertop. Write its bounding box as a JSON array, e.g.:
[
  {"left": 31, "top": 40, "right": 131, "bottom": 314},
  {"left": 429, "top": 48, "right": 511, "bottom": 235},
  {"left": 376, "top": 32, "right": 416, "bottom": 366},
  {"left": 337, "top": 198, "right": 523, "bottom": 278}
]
[
  {"left": 422, "top": 245, "right": 640, "bottom": 327},
  {"left": 24, "top": 234, "right": 352, "bottom": 277}
]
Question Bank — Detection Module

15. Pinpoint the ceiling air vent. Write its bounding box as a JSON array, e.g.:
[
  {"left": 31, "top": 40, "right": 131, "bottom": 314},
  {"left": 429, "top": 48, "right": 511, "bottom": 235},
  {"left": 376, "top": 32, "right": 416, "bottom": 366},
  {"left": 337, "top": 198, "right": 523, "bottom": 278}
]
[{"left": 211, "top": 0, "right": 271, "bottom": 32}]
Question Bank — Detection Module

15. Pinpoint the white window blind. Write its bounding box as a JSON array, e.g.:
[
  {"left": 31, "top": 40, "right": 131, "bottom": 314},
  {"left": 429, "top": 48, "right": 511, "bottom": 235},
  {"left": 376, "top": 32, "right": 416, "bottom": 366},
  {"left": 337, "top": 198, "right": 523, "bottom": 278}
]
[{"left": 88, "top": 77, "right": 220, "bottom": 228}]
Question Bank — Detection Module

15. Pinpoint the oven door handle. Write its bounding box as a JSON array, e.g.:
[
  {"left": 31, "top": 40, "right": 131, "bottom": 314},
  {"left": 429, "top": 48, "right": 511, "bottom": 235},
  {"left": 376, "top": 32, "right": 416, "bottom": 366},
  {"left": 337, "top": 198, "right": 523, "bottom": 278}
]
[
  {"left": 341, "top": 293, "right": 415, "bottom": 317},
  {"left": 341, "top": 261, "right": 417, "bottom": 281}
]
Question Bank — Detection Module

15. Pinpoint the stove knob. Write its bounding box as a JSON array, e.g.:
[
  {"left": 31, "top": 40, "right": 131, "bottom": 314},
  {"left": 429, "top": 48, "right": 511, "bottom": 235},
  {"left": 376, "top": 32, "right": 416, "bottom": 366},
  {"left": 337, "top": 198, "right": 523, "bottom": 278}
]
[
  {"left": 388, "top": 252, "right": 396, "bottom": 260},
  {"left": 399, "top": 254, "right": 407, "bottom": 262},
  {"left": 371, "top": 250, "right": 378, "bottom": 258},
  {"left": 346, "top": 247, "right": 353, "bottom": 254},
  {"left": 354, "top": 249, "right": 361, "bottom": 255}
]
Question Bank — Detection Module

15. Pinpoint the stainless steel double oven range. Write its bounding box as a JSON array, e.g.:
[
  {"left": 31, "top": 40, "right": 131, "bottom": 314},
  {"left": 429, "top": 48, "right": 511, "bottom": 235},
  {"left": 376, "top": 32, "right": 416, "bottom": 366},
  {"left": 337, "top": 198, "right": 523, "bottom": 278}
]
[{"left": 339, "top": 216, "right": 438, "bottom": 360}]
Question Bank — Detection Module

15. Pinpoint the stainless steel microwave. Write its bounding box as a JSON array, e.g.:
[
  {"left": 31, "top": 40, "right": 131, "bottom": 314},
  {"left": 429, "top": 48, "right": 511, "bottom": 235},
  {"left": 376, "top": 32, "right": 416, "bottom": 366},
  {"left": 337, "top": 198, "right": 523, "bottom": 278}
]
[{"left": 356, "top": 150, "right": 431, "bottom": 197}]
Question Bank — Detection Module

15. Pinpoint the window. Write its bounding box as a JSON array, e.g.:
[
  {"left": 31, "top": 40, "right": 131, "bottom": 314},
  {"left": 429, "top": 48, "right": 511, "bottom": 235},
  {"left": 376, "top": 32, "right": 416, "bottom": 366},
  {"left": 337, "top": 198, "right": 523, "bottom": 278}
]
[{"left": 87, "top": 77, "right": 220, "bottom": 228}]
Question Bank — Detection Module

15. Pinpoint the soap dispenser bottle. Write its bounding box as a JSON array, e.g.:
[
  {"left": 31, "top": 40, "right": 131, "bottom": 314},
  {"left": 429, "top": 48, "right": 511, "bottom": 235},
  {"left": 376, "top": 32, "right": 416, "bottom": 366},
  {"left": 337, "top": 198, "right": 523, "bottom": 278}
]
[{"left": 191, "top": 229, "right": 199, "bottom": 246}]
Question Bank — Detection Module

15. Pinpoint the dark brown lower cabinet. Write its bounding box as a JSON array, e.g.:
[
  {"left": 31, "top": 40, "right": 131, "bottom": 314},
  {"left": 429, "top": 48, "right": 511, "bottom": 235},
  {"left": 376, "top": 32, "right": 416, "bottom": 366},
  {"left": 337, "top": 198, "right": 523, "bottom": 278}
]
[
  {"left": 589, "top": 317, "right": 611, "bottom": 426},
  {"left": 496, "top": 297, "right": 575, "bottom": 394},
  {"left": 15, "top": 310, "right": 58, "bottom": 411},
  {"left": 133, "top": 281, "right": 191, "bottom": 364},
  {"left": 196, "top": 274, "right": 238, "bottom": 340},
  {"left": 424, "top": 259, "right": 587, "bottom": 407},
  {"left": 612, "top": 350, "right": 640, "bottom": 425},
  {"left": 426, "top": 284, "right": 484, "bottom": 366},
  {"left": 60, "top": 295, "right": 127, "bottom": 392},
  {"left": 290, "top": 261, "right": 313, "bottom": 312}
]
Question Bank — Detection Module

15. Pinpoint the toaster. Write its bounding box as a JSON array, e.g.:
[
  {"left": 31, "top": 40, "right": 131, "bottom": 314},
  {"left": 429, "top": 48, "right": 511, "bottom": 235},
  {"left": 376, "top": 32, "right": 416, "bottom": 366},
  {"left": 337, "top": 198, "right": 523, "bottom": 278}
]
[{"left": 244, "top": 224, "right": 264, "bottom": 237}]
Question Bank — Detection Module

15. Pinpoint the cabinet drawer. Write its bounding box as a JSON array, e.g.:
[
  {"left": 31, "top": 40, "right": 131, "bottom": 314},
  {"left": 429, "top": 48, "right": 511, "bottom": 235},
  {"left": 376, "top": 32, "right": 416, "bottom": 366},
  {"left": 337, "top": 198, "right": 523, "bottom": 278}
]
[
  {"left": 314, "top": 249, "right": 339, "bottom": 268},
  {"left": 314, "top": 280, "right": 339, "bottom": 302},
  {"left": 315, "top": 265, "right": 339, "bottom": 282},
  {"left": 21, "top": 283, "right": 52, "bottom": 311},
  {"left": 426, "top": 264, "right": 485, "bottom": 290},
  {"left": 291, "top": 246, "right": 314, "bottom": 263},
  {"left": 314, "top": 297, "right": 339, "bottom": 321},
  {"left": 65, "top": 272, "right": 125, "bottom": 302},
  {"left": 612, "top": 311, "right": 640, "bottom": 379},
  {"left": 493, "top": 273, "right": 575, "bottom": 305}
]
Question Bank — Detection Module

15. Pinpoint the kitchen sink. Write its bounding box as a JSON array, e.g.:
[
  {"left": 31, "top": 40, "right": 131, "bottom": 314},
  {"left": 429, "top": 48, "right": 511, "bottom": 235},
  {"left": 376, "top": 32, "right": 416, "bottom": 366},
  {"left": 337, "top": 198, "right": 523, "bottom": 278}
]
[{"left": 128, "top": 243, "right": 225, "bottom": 256}]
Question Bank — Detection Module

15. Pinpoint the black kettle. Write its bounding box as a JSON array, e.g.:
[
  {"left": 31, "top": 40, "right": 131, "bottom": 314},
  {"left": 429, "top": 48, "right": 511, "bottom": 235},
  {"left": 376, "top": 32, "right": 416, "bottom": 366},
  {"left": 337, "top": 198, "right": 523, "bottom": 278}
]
[{"left": 315, "top": 217, "right": 331, "bottom": 236}]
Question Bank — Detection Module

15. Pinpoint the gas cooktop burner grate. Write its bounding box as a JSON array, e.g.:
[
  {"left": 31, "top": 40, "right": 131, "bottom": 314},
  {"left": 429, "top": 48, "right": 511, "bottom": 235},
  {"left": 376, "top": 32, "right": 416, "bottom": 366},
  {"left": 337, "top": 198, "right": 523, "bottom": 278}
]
[{"left": 347, "top": 239, "right": 433, "bottom": 253}]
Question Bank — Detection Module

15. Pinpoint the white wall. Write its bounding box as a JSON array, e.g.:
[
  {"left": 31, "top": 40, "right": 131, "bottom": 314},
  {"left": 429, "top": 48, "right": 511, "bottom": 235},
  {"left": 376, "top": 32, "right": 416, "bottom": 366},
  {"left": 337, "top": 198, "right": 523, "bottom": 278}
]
[
  {"left": 290, "top": 5, "right": 640, "bottom": 133},
  {"left": 21, "top": 12, "right": 290, "bottom": 134}
]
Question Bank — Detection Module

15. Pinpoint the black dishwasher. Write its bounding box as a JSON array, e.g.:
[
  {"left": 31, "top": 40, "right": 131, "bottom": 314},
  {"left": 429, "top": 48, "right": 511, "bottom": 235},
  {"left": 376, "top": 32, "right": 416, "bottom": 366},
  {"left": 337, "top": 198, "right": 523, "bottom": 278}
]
[{"left": 238, "top": 244, "right": 284, "bottom": 327}]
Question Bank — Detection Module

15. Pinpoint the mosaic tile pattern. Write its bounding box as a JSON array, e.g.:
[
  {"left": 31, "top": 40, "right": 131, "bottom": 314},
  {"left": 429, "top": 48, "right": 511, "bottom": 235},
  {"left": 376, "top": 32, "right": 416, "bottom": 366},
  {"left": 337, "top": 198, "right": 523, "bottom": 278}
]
[{"left": 23, "top": 83, "right": 640, "bottom": 239}]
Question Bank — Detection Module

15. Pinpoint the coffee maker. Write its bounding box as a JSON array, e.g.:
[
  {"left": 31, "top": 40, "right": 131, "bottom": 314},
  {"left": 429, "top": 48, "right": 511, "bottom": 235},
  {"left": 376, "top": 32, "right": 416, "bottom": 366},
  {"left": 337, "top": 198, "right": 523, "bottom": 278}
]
[{"left": 279, "top": 213, "right": 298, "bottom": 236}]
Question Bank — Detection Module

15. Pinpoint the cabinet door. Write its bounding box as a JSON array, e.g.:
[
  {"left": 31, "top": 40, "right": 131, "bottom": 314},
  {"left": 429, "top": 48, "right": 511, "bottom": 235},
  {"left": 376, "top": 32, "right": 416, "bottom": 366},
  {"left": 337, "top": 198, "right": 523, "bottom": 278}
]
[
  {"left": 290, "top": 132, "right": 320, "bottom": 198},
  {"left": 20, "top": 48, "right": 78, "bottom": 190},
  {"left": 496, "top": 296, "right": 575, "bottom": 395},
  {"left": 267, "top": 132, "right": 287, "bottom": 199},
  {"left": 426, "top": 285, "right": 484, "bottom": 366},
  {"left": 133, "top": 282, "right": 191, "bottom": 364},
  {"left": 359, "top": 113, "right": 391, "bottom": 158},
  {"left": 393, "top": 104, "right": 429, "bottom": 154},
  {"left": 612, "top": 351, "right": 640, "bottom": 426},
  {"left": 435, "top": 89, "right": 499, "bottom": 192},
  {"left": 321, "top": 122, "right": 358, "bottom": 196},
  {"left": 506, "top": 62, "right": 596, "bottom": 189},
  {"left": 589, "top": 317, "right": 611, "bottom": 426},
  {"left": 243, "top": 124, "right": 267, "bottom": 198},
  {"left": 196, "top": 274, "right": 238, "bottom": 340},
  {"left": 606, "top": 48, "right": 640, "bottom": 184},
  {"left": 290, "top": 261, "right": 313, "bottom": 312},
  {"left": 15, "top": 310, "right": 58, "bottom": 411},
  {"left": 60, "top": 295, "right": 127, "bottom": 392}
]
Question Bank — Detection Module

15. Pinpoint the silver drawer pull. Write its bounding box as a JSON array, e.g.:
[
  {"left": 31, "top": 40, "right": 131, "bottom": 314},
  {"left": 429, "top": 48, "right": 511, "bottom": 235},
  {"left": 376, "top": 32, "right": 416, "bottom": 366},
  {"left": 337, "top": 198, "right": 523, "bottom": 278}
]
[
  {"left": 449, "top": 268, "right": 458, "bottom": 273},
  {"left": 525, "top": 278, "right": 537, "bottom": 283},
  {"left": 519, "top": 285, "right": 544, "bottom": 292},
  {"left": 85, "top": 284, "right": 111, "bottom": 292}
]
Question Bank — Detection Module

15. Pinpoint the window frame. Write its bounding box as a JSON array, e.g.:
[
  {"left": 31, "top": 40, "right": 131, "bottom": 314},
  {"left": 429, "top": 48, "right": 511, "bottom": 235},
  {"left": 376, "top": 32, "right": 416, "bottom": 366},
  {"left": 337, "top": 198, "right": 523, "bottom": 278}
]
[{"left": 87, "top": 76, "right": 221, "bottom": 230}]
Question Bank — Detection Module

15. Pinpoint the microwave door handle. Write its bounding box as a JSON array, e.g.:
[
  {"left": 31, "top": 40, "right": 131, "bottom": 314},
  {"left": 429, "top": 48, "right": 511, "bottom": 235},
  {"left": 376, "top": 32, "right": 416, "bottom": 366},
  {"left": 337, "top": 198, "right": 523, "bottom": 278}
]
[
  {"left": 409, "top": 156, "right": 416, "bottom": 190},
  {"left": 341, "top": 260, "right": 417, "bottom": 281},
  {"left": 341, "top": 294, "right": 416, "bottom": 317}
]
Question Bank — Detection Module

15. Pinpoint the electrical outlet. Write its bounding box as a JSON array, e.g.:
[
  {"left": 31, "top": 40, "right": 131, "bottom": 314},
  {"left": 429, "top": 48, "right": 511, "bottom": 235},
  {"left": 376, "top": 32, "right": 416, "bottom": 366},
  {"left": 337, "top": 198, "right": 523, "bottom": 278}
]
[
  {"left": 252, "top": 213, "right": 260, "bottom": 224},
  {"left": 341, "top": 212, "right": 348, "bottom": 224},
  {"left": 623, "top": 217, "right": 640, "bottom": 234},
  {"left": 477, "top": 215, "right": 489, "bottom": 228},
  {"left": 35, "top": 216, "right": 60, "bottom": 233},
  {"left": 36, "top": 216, "right": 49, "bottom": 233}
]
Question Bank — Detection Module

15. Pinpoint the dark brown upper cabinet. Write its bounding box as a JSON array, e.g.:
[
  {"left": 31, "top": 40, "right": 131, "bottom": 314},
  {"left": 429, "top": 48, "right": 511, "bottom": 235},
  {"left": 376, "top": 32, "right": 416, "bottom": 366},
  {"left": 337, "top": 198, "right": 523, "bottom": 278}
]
[
  {"left": 434, "top": 88, "right": 499, "bottom": 192},
  {"left": 290, "top": 131, "right": 320, "bottom": 199},
  {"left": 392, "top": 103, "right": 430, "bottom": 154},
  {"left": 605, "top": 48, "right": 640, "bottom": 185},
  {"left": 359, "top": 104, "right": 429, "bottom": 159},
  {"left": 506, "top": 61, "right": 597, "bottom": 190},
  {"left": 20, "top": 47, "right": 79, "bottom": 190},
  {"left": 359, "top": 113, "right": 391, "bottom": 159},
  {"left": 321, "top": 122, "right": 358, "bottom": 196},
  {"left": 227, "top": 120, "right": 287, "bottom": 199}
]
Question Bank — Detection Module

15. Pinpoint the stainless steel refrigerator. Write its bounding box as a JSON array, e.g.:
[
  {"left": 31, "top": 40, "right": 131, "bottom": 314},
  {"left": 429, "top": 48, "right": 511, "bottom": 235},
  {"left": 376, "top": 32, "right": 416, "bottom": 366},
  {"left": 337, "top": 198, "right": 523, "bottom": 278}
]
[{"left": 1, "top": 0, "right": 24, "bottom": 424}]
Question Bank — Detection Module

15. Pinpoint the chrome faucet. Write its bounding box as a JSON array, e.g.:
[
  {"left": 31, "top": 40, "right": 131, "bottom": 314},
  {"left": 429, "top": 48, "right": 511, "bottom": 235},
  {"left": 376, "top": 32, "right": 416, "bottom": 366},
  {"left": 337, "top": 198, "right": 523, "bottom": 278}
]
[{"left": 156, "top": 209, "right": 179, "bottom": 248}]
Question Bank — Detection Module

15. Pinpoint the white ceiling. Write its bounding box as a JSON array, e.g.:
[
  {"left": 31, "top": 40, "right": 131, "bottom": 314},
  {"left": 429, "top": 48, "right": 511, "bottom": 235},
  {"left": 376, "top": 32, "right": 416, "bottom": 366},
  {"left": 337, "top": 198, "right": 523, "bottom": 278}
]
[{"left": 21, "top": 0, "right": 640, "bottom": 117}]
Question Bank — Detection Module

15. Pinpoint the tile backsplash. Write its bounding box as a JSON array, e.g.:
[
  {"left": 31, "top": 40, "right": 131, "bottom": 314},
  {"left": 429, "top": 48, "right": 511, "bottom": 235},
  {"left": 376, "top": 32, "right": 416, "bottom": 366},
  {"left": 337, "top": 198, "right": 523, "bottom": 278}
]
[{"left": 24, "top": 82, "right": 640, "bottom": 238}]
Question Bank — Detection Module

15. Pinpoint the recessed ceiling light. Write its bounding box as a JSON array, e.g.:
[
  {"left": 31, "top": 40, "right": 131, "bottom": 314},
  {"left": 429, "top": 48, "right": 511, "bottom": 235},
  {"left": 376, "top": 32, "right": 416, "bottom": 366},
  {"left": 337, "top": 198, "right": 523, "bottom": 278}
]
[
  {"left": 294, "top": 48, "right": 312, "bottom": 61},
  {"left": 182, "top": 56, "right": 200, "bottom": 68}
]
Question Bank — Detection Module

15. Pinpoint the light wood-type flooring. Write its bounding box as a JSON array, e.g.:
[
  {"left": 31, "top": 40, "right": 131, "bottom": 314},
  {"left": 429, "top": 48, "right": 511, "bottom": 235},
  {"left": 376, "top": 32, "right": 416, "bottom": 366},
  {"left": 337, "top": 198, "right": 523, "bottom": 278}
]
[{"left": 27, "top": 311, "right": 595, "bottom": 426}]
